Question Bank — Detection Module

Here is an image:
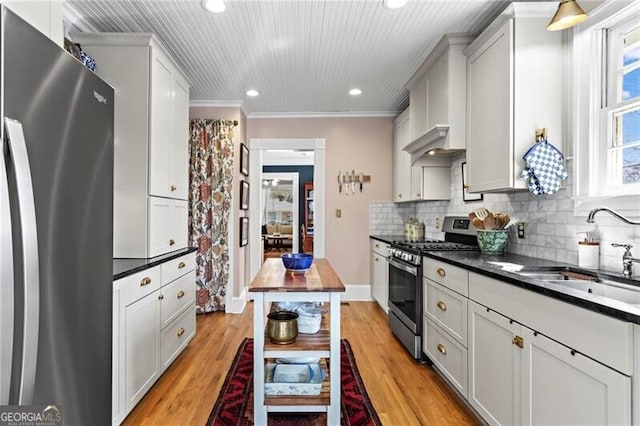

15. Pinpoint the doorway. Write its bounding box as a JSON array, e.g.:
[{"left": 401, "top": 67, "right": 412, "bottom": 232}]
[
  {"left": 261, "top": 172, "right": 299, "bottom": 258},
  {"left": 249, "top": 138, "right": 326, "bottom": 282}
]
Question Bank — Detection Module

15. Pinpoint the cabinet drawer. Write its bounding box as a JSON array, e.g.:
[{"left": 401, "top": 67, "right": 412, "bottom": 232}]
[
  {"left": 118, "top": 268, "right": 161, "bottom": 306},
  {"left": 423, "top": 258, "right": 468, "bottom": 296},
  {"left": 161, "top": 307, "right": 195, "bottom": 372},
  {"left": 161, "top": 252, "right": 196, "bottom": 285},
  {"left": 370, "top": 239, "right": 389, "bottom": 257},
  {"left": 160, "top": 271, "right": 195, "bottom": 329},
  {"left": 424, "top": 318, "right": 467, "bottom": 398},
  {"left": 424, "top": 278, "right": 467, "bottom": 345}
]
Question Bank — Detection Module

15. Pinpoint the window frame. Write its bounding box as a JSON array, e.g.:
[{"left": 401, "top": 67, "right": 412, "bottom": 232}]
[{"left": 572, "top": 0, "right": 640, "bottom": 216}]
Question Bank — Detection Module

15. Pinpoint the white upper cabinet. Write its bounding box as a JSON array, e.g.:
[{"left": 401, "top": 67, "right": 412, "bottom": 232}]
[
  {"left": 404, "top": 33, "right": 474, "bottom": 162},
  {"left": 393, "top": 109, "right": 412, "bottom": 202},
  {"left": 4, "top": 0, "right": 63, "bottom": 46},
  {"left": 464, "top": 3, "right": 564, "bottom": 193},
  {"left": 72, "top": 33, "right": 191, "bottom": 258}
]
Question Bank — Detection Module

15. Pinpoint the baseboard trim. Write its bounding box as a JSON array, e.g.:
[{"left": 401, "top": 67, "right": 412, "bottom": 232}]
[
  {"left": 343, "top": 284, "right": 374, "bottom": 301},
  {"left": 227, "top": 288, "right": 247, "bottom": 314}
]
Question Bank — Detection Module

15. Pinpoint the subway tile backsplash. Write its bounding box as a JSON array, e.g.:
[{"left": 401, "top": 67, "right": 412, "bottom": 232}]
[{"left": 370, "top": 154, "right": 640, "bottom": 276}]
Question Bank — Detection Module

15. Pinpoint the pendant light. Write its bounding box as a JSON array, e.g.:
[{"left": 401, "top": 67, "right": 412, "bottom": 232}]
[{"left": 547, "top": 0, "right": 588, "bottom": 31}]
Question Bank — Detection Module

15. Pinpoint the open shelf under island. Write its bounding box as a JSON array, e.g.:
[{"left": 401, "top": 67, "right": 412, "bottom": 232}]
[{"left": 248, "top": 258, "right": 345, "bottom": 424}]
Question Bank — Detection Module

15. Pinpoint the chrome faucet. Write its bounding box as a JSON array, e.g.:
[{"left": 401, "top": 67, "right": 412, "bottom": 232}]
[
  {"left": 611, "top": 243, "right": 640, "bottom": 277},
  {"left": 586, "top": 208, "right": 640, "bottom": 225}
]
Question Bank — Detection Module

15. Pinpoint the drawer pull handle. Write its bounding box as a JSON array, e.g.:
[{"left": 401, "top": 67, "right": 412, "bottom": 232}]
[
  {"left": 374, "top": 257, "right": 379, "bottom": 262},
  {"left": 170, "top": 185, "right": 177, "bottom": 191},
  {"left": 375, "top": 243, "right": 380, "bottom": 248},
  {"left": 169, "top": 239, "right": 176, "bottom": 246},
  {"left": 437, "top": 301, "right": 447, "bottom": 311},
  {"left": 177, "top": 327, "right": 185, "bottom": 337},
  {"left": 178, "top": 261, "right": 186, "bottom": 269},
  {"left": 177, "top": 290, "right": 185, "bottom": 299},
  {"left": 140, "top": 277, "right": 152, "bottom": 286},
  {"left": 436, "top": 268, "right": 446, "bottom": 277},
  {"left": 158, "top": 294, "right": 164, "bottom": 300},
  {"left": 437, "top": 344, "right": 447, "bottom": 355}
]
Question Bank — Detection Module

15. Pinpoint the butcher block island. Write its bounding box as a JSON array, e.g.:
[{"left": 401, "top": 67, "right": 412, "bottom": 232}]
[{"left": 249, "top": 258, "right": 345, "bottom": 425}]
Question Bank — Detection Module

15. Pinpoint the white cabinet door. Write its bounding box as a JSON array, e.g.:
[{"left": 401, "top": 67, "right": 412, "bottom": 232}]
[
  {"left": 149, "top": 197, "right": 188, "bottom": 257},
  {"left": 170, "top": 77, "right": 190, "bottom": 200},
  {"left": 170, "top": 199, "right": 188, "bottom": 251},
  {"left": 148, "top": 197, "right": 172, "bottom": 257},
  {"left": 392, "top": 109, "right": 411, "bottom": 202},
  {"left": 370, "top": 251, "right": 388, "bottom": 312},
  {"left": 468, "top": 300, "right": 521, "bottom": 426},
  {"left": 466, "top": 20, "right": 512, "bottom": 193},
  {"left": 520, "top": 328, "right": 631, "bottom": 426},
  {"left": 125, "top": 290, "right": 161, "bottom": 412},
  {"left": 149, "top": 51, "right": 173, "bottom": 198}
]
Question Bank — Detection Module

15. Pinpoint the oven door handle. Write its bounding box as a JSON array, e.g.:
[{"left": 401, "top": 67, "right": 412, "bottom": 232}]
[{"left": 387, "top": 257, "right": 418, "bottom": 276}]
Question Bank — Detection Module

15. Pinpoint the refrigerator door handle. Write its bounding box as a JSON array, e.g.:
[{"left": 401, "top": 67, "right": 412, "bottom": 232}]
[
  {"left": 4, "top": 118, "right": 40, "bottom": 404},
  {"left": 0, "top": 134, "right": 14, "bottom": 405}
]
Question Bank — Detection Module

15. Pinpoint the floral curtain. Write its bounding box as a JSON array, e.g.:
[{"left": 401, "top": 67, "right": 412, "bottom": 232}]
[{"left": 189, "top": 119, "right": 234, "bottom": 313}]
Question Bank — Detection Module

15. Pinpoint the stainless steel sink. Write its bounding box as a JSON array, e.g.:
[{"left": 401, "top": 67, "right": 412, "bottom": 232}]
[{"left": 513, "top": 267, "right": 640, "bottom": 307}]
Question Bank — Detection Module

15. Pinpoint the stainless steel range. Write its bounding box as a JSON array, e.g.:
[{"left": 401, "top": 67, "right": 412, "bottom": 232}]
[{"left": 387, "top": 216, "right": 478, "bottom": 361}]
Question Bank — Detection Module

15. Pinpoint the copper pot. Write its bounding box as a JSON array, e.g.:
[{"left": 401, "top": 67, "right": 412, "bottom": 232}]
[{"left": 267, "top": 311, "right": 298, "bottom": 344}]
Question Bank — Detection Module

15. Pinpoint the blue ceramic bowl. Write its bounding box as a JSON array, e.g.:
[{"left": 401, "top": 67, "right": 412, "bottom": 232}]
[{"left": 281, "top": 253, "right": 314, "bottom": 271}]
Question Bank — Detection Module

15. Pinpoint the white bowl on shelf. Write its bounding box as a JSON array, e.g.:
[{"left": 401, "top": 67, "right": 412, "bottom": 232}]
[{"left": 295, "top": 307, "right": 322, "bottom": 334}]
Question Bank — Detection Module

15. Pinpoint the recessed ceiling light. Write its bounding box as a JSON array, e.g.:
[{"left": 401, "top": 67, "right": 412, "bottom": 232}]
[
  {"left": 349, "top": 88, "right": 362, "bottom": 96},
  {"left": 246, "top": 89, "right": 259, "bottom": 97},
  {"left": 201, "top": 0, "right": 225, "bottom": 13},
  {"left": 382, "top": 0, "right": 408, "bottom": 10}
]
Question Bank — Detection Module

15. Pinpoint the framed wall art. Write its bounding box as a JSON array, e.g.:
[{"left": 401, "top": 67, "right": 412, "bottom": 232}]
[
  {"left": 240, "top": 217, "right": 249, "bottom": 247},
  {"left": 240, "top": 180, "right": 249, "bottom": 210},
  {"left": 462, "top": 162, "right": 483, "bottom": 202},
  {"left": 240, "top": 143, "right": 249, "bottom": 176}
]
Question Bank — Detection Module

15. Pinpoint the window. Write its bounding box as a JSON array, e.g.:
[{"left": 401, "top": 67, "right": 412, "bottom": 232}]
[
  {"left": 604, "top": 20, "right": 640, "bottom": 189},
  {"left": 573, "top": 1, "right": 640, "bottom": 214}
]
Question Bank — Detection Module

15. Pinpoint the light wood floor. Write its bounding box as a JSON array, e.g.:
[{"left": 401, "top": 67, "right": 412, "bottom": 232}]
[{"left": 122, "top": 302, "right": 481, "bottom": 426}]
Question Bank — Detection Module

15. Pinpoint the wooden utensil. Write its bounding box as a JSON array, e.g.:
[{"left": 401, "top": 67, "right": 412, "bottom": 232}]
[
  {"left": 471, "top": 217, "right": 485, "bottom": 229},
  {"left": 473, "top": 207, "right": 490, "bottom": 220},
  {"left": 483, "top": 212, "right": 498, "bottom": 230}
]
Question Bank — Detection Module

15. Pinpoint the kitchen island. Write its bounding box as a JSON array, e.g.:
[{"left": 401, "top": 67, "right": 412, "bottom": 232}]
[{"left": 249, "top": 258, "right": 345, "bottom": 425}]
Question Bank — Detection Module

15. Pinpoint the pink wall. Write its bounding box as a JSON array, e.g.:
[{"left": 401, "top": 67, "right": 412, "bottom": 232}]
[{"left": 247, "top": 117, "right": 394, "bottom": 286}]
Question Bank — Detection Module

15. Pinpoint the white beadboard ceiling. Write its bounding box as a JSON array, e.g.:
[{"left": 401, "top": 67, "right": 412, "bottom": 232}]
[{"left": 65, "top": 0, "right": 549, "bottom": 116}]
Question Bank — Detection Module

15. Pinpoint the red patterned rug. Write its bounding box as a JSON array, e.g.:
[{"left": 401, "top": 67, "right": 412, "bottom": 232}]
[{"left": 206, "top": 338, "right": 382, "bottom": 426}]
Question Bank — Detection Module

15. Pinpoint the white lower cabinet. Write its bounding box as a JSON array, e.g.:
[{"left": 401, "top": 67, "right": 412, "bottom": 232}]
[
  {"left": 520, "top": 327, "right": 630, "bottom": 426},
  {"left": 424, "top": 318, "right": 468, "bottom": 397},
  {"left": 125, "top": 288, "right": 161, "bottom": 411},
  {"left": 112, "top": 252, "right": 196, "bottom": 425},
  {"left": 468, "top": 301, "right": 521, "bottom": 425},
  {"left": 370, "top": 239, "right": 389, "bottom": 312},
  {"left": 468, "top": 300, "right": 631, "bottom": 426}
]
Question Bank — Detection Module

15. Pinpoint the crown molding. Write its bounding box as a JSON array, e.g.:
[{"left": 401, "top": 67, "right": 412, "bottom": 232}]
[{"left": 246, "top": 111, "right": 399, "bottom": 119}]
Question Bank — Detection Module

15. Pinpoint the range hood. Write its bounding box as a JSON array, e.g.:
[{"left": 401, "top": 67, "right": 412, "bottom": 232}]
[{"left": 402, "top": 125, "right": 464, "bottom": 165}]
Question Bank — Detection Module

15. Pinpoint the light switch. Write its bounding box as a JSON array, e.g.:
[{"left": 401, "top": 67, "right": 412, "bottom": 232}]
[{"left": 336, "top": 209, "right": 341, "bottom": 218}]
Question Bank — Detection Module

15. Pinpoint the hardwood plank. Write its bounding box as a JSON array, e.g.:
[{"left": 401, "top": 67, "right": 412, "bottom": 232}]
[
  {"left": 249, "top": 258, "right": 345, "bottom": 292},
  {"left": 122, "top": 301, "right": 481, "bottom": 425}
]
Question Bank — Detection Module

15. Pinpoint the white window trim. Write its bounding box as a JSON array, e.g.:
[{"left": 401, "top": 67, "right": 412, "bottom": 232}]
[{"left": 572, "top": 0, "right": 640, "bottom": 217}]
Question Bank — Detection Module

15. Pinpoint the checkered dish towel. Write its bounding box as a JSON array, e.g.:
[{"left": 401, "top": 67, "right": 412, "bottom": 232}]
[{"left": 520, "top": 139, "right": 567, "bottom": 195}]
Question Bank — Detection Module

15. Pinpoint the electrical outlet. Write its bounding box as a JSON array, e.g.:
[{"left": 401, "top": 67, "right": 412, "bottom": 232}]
[
  {"left": 335, "top": 209, "right": 341, "bottom": 218},
  {"left": 435, "top": 217, "right": 441, "bottom": 229},
  {"left": 517, "top": 222, "right": 526, "bottom": 239}
]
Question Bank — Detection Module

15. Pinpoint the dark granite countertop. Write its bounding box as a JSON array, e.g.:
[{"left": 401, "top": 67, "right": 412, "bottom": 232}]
[
  {"left": 113, "top": 247, "right": 197, "bottom": 281},
  {"left": 370, "top": 234, "right": 640, "bottom": 324}
]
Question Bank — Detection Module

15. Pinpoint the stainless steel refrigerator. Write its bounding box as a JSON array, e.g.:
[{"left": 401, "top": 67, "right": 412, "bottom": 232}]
[{"left": 1, "top": 7, "right": 113, "bottom": 425}]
